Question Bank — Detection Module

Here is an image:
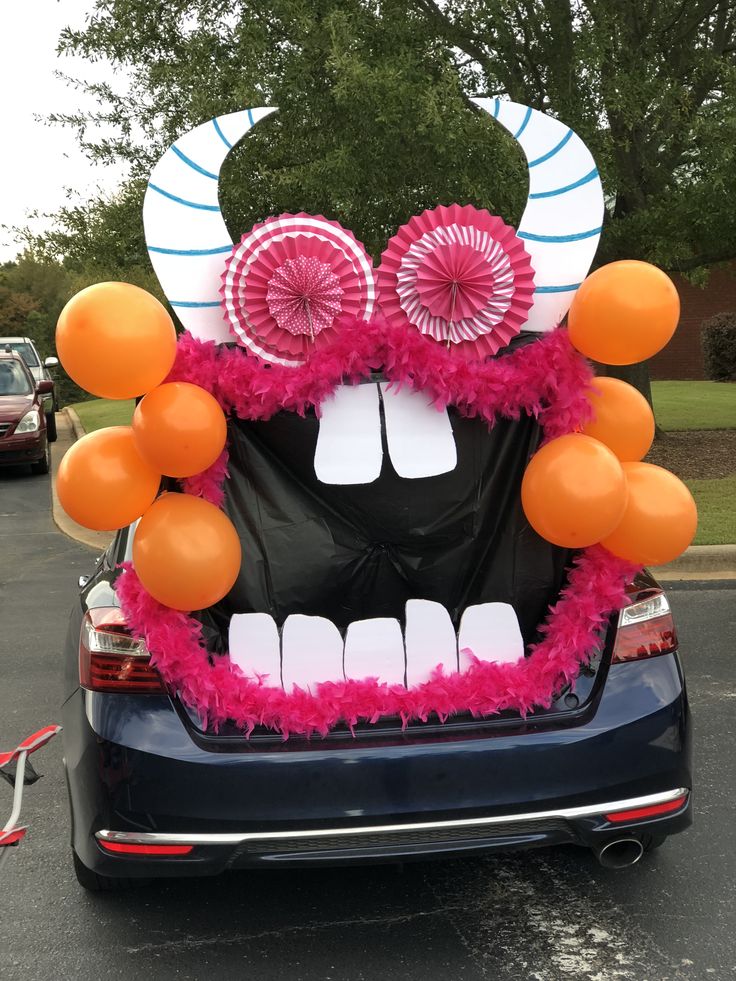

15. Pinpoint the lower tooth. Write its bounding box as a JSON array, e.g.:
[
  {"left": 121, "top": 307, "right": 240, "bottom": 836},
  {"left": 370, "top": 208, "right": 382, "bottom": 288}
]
[
  {"left": 229, "top": 613, "right": 281, "bottom": 684},
  {"left": 404, "top": 600, "right": 458, "bottom": 685},
  {"left": 458, "top": 603, "right": 524, "bottom": 668},
  {"left": 229, "top": 599, "right": 525, "bottom": 693},
  {"left": 281, "top": 614, "right": 344, "bottom": 692},
  {"left": 344, "top": 618, "right": 405, "bottom": 686}
]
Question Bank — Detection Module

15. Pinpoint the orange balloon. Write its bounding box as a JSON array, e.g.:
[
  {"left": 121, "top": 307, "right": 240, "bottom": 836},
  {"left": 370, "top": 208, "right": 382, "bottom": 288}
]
[
  {"left": 56, "top": 282, "right": 177, "bottom": 398},
  {"left": 568, "top": 261, "right": 680, "bottom": 365},
  {"left": 601, "top": 463, "right": 697, "bottom": 566},
  {"left": 133, "top": 494, "right": 242, "bottom": 611},
  {"left": 57, "top": 427, "right": 161, "bottom": 530},
  {"left": 133, "top": 383, "right": 227, "bottom": 478},
  {"left": 521, "top": 433, "right": 628, "bottom": 548},
  {"left": 581, "top": 377, "right": 655, "bottom": 461}
]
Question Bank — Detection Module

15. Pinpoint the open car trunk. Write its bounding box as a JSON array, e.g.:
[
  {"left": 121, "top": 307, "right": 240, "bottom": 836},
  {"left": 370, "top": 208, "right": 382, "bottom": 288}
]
[{"left": 185, "top": 389, "right": 609, "bottom": 743}]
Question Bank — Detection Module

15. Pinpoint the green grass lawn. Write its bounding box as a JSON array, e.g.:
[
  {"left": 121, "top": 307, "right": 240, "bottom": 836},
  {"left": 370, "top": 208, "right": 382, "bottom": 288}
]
[
  {"left": 686, "top": 475, "right": 736, "bottom": 546},
  {"left": 651, "top": 380, "right": 736, "bottom": 431},
  {"left": 70, "top": 398, "right": 136, "bottom": 432},
  {"left": 650, "top": 381, "right": 735, "bottom": 545}
]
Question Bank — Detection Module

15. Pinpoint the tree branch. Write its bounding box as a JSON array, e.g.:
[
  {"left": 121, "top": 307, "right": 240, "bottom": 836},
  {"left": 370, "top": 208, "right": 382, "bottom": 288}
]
[{"left": 666, "top": 250, "right": 736, "bottom": 273}]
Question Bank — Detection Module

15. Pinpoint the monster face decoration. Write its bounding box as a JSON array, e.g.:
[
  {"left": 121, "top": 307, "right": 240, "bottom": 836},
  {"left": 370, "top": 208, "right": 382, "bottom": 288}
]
[{"left": 55, "top": 98, "right": 695, "bottom": 737}]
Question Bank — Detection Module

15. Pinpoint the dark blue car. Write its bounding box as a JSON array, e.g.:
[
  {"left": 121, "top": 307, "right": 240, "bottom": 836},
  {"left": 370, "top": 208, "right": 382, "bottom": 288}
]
[{"left": 63, "top": 515, "right": 691, "bottom": 892}]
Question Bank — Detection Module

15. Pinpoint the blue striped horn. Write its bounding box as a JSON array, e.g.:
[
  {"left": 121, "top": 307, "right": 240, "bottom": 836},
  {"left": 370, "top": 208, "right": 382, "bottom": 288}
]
[
  {"left": 143, "top": 107, "right": 277, "bottom": 344},
  {"left": 473, "top": 98, "right": 604, "bottom": 332}
]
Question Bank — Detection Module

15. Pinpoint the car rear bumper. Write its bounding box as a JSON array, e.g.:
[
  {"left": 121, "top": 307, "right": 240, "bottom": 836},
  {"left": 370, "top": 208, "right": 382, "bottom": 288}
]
[
  {"left": 92, "top": 787, "right": 691, "bottom": 872},
  {"left": 63, "top": 653, "right": 692, "bottom": 877}
]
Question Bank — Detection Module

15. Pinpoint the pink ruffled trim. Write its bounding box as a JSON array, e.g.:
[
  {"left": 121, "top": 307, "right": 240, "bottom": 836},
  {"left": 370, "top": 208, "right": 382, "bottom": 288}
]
[
  {"left": 179, "top": 449, "right": 230, "bottom": 507},
  {"left": 168, "top": 316, "right": 594, "bottom": 436},
  {"left": 167, "top": 316, "right": 594, "bottom": 505},
  {"left": 130, "top": 318, "right": 621, "bottom": 737},
  {"left": 115, "top": 546, "right": 639, "bottom": 739}
]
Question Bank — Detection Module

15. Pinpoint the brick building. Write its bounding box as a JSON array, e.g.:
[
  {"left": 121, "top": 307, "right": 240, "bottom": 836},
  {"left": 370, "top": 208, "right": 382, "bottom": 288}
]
[{"left": 649, "top": 263, "right": 736, "bottom": 380}]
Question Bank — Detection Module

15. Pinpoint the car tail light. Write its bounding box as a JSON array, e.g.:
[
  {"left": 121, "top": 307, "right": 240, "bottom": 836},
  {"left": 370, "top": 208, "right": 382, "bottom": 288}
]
[
  {"left": 99, "top": 841, "right": 193, "bottom": 856},
  {"left": 606, "top": 793, "right": 689, "bottom": 823},
  {"left": 79, "top": 608, "right": 165, "bottom": 693},
  {"left": 612, "top": 591, "right": 678, "bottom": 664}
]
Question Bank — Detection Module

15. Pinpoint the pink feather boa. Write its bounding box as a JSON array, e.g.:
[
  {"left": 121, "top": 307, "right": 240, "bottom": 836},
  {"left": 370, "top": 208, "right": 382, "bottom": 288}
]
[
  {"left": 116, "top": 546, "right": 639, "bottom": 739},
  {"left": 169, "top": 318, "right": 595, "bottom": 505},
  {"left": 116, "top": 319, "right": 638, "bottom": 737}
]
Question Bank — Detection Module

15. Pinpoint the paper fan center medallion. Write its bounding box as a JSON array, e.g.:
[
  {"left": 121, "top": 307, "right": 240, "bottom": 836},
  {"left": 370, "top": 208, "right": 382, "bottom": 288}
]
[
  {"left": 266, "top": 256, "right": 343, "bottom": 337},
  {"left": 415, "top": 243, "right": 495, "bottom": 321}
]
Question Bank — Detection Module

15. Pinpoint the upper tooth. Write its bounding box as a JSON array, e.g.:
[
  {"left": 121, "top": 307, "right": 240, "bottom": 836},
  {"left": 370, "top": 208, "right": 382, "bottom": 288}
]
[
  {"left": 229, "top": 613, "right": 281, "bottom": 684},
  {"left": 404, "top": 599, "right": 458, "bottom": 685},
  {"left": 458, "top": 603, "right": 524, "bottom": 669},
  {"left": 344, "top": 617, "right": 405, "bottom": 686},
  {"left": 314, "top": 383, "right": 383, "bottom": 485},
  {"left": 380, "top": 383, "right": 457, "bottom": 479},
  {"left": 281, "top": 614, "right": 345, "bottom": 692}
]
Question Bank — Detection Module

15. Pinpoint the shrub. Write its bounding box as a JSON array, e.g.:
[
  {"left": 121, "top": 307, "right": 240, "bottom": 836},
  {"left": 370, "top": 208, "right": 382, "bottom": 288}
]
[
  {"left": 54, "top": 370, "right": 92, "bottom": 409},
  {"left": 701, "top": 312, "right": 736, "bottom": 382}
]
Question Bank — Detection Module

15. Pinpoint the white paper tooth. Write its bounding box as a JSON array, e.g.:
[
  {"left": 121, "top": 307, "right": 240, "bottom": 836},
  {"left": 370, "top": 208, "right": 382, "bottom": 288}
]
[
  {"left": 281, "top": 614, "right": 344, "bottom": 692},
  {"left": 380, "top": 383, "right": 457, "bottom": 479},
  {"left": 344, "top": 618, "right": 405, "bottom": 686},
  {"left": 229, "top": 613, "right": 281, "bottom": 684},
  {"left": 458, "top": 603, "right": 524, "bottom": 669},
  {"left": 404, "top": 600, "right": 458, "bottom": 686},
  {"left": 314, "top": 383, "right": 383, "bottom": 485}
]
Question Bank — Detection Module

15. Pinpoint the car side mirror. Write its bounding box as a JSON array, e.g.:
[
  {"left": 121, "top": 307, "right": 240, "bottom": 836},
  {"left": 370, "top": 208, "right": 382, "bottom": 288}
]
[
  {"left": 37, "top": 380, "right": 54, "bottom": 395},
  {"left": 44, "top": 357, "right": 59, "bottom": 368}
]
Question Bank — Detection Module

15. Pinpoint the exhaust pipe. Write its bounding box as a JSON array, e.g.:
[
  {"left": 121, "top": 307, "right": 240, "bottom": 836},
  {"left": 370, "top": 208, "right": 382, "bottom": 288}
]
[{"left": 595, "top": 837, "right": 645, "bottom": 869}]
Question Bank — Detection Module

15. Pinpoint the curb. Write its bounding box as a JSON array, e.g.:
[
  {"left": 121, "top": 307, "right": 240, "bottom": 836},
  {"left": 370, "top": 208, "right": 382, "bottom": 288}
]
[
  {"left": 64, "top": 405, "right": 86, "bottom": 442},
  {"left": 51, "top": 409, "right": 114, "bottom": 552},
  {"left": 653, "top": 545, "right": 736, "bottom": 581},
  {"left": 51, "top": 409, "right": 735, "bottom": 578}
]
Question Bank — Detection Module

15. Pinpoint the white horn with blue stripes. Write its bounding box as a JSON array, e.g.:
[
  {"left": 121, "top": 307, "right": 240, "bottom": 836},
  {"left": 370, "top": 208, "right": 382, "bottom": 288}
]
[
  {"left": 143, "top": 107, "right": 276, "bottom": 344},
  {"left": 473, "top": 97, "right": 604, "bottom": 333}
]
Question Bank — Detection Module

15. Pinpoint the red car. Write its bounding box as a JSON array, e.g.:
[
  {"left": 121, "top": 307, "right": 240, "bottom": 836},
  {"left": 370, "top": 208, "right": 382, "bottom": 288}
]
[{"left": 0, "top": 351, "right": 53, "bottom": 474}]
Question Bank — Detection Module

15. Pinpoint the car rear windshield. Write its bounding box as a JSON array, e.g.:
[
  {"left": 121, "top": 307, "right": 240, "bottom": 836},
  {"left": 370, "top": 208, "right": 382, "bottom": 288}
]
[
  {"left": 0, "top": 361, "right": 33, "bottom": 395},
  {"left": 4, "top": 342, "right": 39, "bottom": 367}
]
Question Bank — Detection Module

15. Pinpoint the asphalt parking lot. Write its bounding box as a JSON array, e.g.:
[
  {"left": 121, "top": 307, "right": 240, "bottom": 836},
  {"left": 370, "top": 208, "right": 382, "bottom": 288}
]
[{"left": 0, "top": 458, "right": 734, "bottom": 981}]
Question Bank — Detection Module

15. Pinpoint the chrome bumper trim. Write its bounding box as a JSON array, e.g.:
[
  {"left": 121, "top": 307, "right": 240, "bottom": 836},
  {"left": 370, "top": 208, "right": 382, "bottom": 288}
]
[{"left": 96, "top": 788, "right": 688, "bottom": 847}]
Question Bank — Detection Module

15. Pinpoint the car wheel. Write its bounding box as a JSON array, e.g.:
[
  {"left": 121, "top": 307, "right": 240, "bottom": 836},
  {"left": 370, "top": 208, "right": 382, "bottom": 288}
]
[
  {"left": 30, "top": 444, "right": 50, "bottom": 476},
  {"left": 72, "top": 851, "right": 150, "bottom": 892},
  {"left": 46, "top": 410, "right": 57, "bottom": 443}
]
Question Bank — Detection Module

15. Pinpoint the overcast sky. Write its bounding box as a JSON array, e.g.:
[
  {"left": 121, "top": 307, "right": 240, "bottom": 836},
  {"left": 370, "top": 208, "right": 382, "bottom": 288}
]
[{"left": 0, "top": 0, "right": 128, "bottom": 261}]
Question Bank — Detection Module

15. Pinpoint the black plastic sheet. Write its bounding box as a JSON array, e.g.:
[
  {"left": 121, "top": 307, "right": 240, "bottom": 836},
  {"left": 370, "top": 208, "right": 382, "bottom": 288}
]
[{"left": 198, "top": 384, "right": 571, "bottom": 653}]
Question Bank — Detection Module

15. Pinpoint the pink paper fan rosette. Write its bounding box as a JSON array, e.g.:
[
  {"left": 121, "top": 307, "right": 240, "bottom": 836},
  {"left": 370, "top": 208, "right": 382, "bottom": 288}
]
[
  {"left": 378, "top": 204, "right": 535, "bottom": 359},
  {"left": 220, "top": 213, "right": 376, "bottom": 365}
]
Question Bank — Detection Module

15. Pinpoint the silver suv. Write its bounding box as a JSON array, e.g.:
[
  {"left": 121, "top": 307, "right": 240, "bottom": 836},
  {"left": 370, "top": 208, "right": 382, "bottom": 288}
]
[{"left": 0, "top": 337, "right": 58, "bottom": 441}]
